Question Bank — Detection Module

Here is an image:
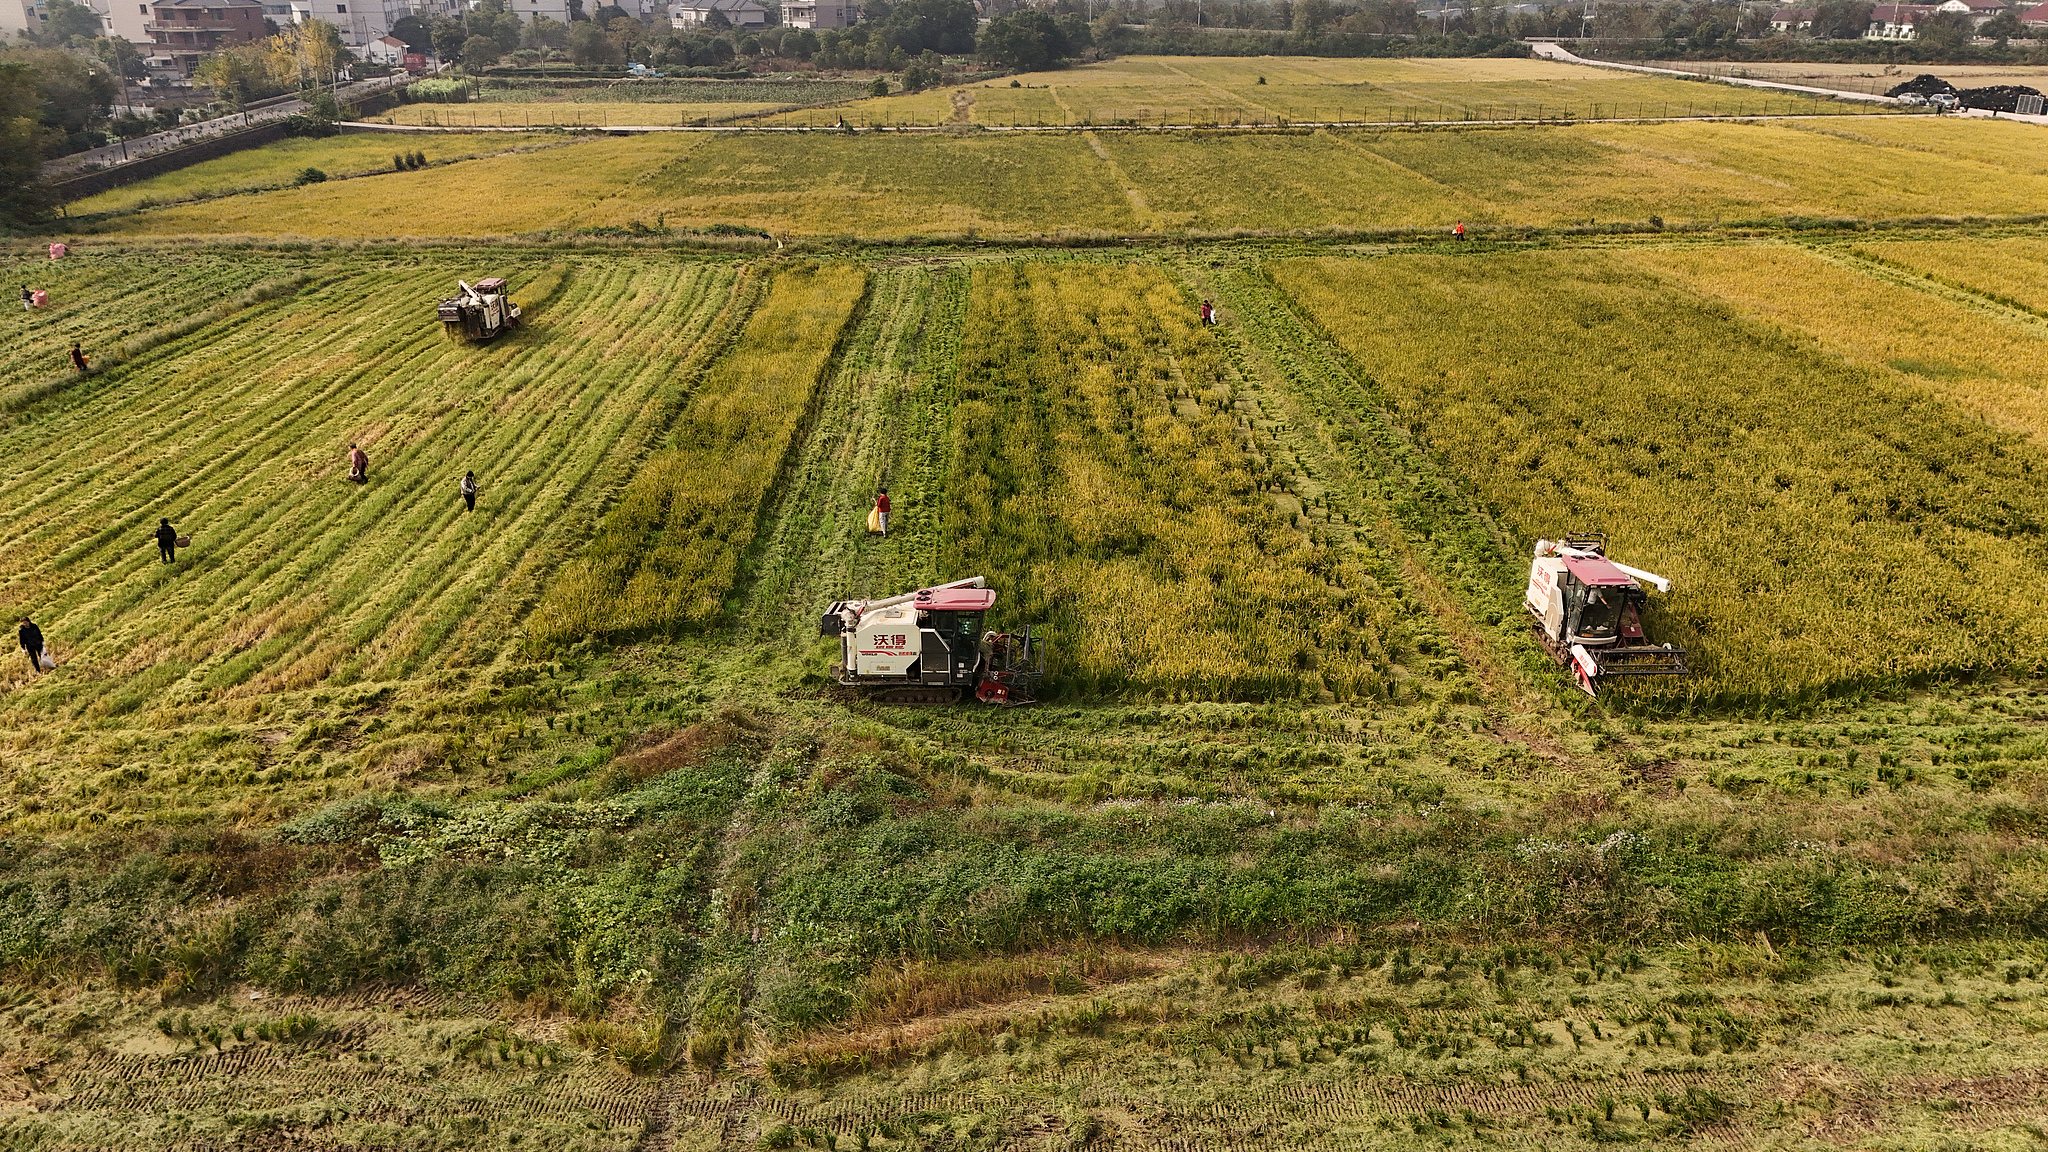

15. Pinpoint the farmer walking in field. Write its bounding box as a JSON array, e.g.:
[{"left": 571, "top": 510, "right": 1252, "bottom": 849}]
[
  {"left": 875, "top": 489, "right": 890, "bottom": 538},
  {"left": 19, "top": 286, "right": 30, "bottom": 312},
  {"left": 1199, "top": 300, "right": 1215, "bottom": 326},
  {"left": 154, "top": 518, "right": 178, "bottom": 563},
  {"left": 18, "top": 617, "right": 44, "bottom": 675},
  {"left": 348, "top": 443, "right": 368, "bottom": 484},
  {"left": 1453, "top": 221, "right": 1467, "bottom": 240},
  {"left": 69, "top": 343, "right": 88, "bottom": 372},
  {"left": 460, "top": 470, "right": 477, "bottom": 512}
]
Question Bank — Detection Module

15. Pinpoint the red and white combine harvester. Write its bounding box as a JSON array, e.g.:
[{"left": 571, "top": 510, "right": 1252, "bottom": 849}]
[
  {"left": 820, "top": 576, "right": 1045, "bottom": 705},
  {"left": 1525, "top": 534, "right": 1689, "bottom": 696}
]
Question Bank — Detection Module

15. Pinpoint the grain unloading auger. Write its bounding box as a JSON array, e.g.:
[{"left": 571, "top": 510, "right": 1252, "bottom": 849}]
[
  {"left": 820, "top": 577, "right": 1045, "bottom": 705},
  {"left": 1525, "top": 534, "right": 1689, "bottom": 696}
]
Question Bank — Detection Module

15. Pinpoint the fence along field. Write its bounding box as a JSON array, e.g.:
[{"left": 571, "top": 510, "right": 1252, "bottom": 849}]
[
  {"left": 530, "top": 262, "right": 866, "bottom": 644},
  {"left": 1271, "top": 251, "right": 2048, "bottom": 705},
  {"left": 0, "top": 258, "right": 739, "bottom": 829},
  {"left": 947, "top": 262, "right": 1399, "bottom": 701}
]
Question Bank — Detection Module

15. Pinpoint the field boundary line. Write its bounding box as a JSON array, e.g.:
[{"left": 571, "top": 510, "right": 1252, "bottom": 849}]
[{"left": 1813, "top": 240, "right": 2048, "bottom": 334}]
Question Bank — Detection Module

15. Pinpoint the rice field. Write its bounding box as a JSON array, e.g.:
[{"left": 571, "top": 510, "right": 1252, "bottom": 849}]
[
  {"left": 1270, "top": 248, "right": 2048, "bottom": 704},
  {"left": 63, "top": 133, "right": 559, "bottom": 215},
  {"left": 945, "top": 262, "right": 1399, "bottom": 700},
  {"left": 14, "top": 150, "right": 2048, "bottom": 1146},
  {"left": 77, "top": 112, "right": 2048, "bottom": 241},
  {"left": 834, "top": 55, "right": 1908, "bottom": 127},
  {"left": 376, "top": 102, "right": 791, "bottom": 127}
]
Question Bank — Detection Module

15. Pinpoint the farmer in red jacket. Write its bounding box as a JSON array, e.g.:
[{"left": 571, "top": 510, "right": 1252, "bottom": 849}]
[{"left": 875, "top": 489, "right": 890, "bottom": 538}]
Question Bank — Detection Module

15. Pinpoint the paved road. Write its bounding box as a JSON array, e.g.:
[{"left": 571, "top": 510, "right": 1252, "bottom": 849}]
[
  {"left": 1527, "top": 39, "right": 2048, "bottom": 125},
  {"left": 42, "top": 70, "right": 425, "bottom": 179}
]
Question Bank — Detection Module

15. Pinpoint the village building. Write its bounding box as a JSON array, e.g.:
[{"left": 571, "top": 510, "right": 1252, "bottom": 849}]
[
  {"left": 781, "top": 0, "right": 853, "bottom": 27},
  {"left": 145, "top": 0, "right": 264, "bottom": 75},
  {"left": 669, "top": 0, "right": 765, "bottom": 27}
]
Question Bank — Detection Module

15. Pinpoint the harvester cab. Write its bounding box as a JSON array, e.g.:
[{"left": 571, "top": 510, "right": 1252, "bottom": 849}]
[
  {"left": 820, "top": 576, "right": 1045, "bottom": 705},
  {"left": 1525, "top": 533, "right": 1689, "bottom": 696},
  {"left": 438, "top": 277, "right": 521, "bottom": 342}
]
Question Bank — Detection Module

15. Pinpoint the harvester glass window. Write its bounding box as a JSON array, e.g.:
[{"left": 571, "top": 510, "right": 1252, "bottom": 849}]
[
  {"left": 1576, "top": 587, "right": 1622, "bottom": 639},
  {"left": 955, "top": 612, "right": 982, "bottom": 639}
]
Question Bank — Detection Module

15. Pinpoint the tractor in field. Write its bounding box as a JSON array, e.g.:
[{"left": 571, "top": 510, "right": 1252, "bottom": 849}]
[
  {"left": 1525, "top": 534, "right": 1689, "bottom": 696},
  {"left": 438, "top": 277, "right": 521, "bottom": 342},
  {"left": 820, "top": 576, "right": 1045, "bottom": 705}
]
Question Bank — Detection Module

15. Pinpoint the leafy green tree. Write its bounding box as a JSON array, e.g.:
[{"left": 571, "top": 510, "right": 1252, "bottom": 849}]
[
  {"left": 390, "top": 14, "right": 433, "bottom": 52},
  {"left": 1980, "top": 8, "right": 2023, "bottom": 43},
  {"left": 1811, "top": 0, "right": 1874, "bottom": 38},
  {"left": 1916, "top": 9, "right": 1972, "bottom": 50},
  {"left": 0, "top": 58, "right": 54, "bottom": 230},
  {"left": 524, "top": 15, "right": 568, "bottom": 49},
  {"left": 42, "top": 0, "right": 103, "bottom": 44},
  {"left": 567, "top": 18, "right": 615, "bottom": 63},
  {"left": 430, "top": 16, "right": 469, "bottom": 61},
  {"left": 977, "top": 9, "right": 1070, "bottom": 70},
  {"left": 24, "top": 47, "right": 117, "bottom": 148},
  {"left": 877, "top": 0, "right": 976, "bottom": 53},
  {"left": 461, "top": 34, "right": 505, "bottom": 68}
]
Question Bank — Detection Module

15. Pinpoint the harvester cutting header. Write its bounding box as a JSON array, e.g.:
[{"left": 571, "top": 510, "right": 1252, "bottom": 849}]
[
  {"left": 821, "top": 576, "right": 1044, "bottom": 705},
  {"left": 1525, "top": 534, "right": 1688, "bottom": 696}
]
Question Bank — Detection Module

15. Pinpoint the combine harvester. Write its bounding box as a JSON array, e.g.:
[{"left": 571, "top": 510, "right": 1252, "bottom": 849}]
[
  {"left": 1525, "top": 534, "right": 1689, "bottom": 696},
  {"left": 820, "top": 577, "right": 1044, "bottom": 705},
  {"left": 438, "top": 277, "right": 521, "bottom": 341}
]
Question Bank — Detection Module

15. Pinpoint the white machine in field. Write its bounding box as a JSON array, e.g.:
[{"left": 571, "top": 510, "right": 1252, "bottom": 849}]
[
  {"left": 820, "top": 576, "right": 1044, "bottom": 705},
  {"left": 1525, "top": 534, "right": 1688, "bottom": 696}
]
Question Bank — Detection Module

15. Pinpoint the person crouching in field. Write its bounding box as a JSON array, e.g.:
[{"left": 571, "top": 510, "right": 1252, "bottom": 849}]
[
  {"left": 460, "top": 470, "right": 477, "bottom": 512},
  {"left": 348, "top": 443, "right": 368, "bottom": 484},
  {"left": 18, "top": 617, "right": 44, "bottom": 675}
]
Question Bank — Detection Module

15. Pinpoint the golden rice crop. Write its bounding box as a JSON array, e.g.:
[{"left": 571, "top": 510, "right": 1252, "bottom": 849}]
[
  {"left": 1635, "top": 243, "right": 2048, "bottom": 448},
  {"left": 947, "top": 261, "right": 1395, "bottom": 701},
  {"left": 530, "top": 262, "right": 866, "bottom": 645},
  {"left": 1273, "top": 251, "right": 2048, "bottom": 704}
]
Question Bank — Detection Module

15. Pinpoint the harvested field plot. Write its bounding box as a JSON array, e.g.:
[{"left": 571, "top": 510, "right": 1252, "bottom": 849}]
[
  {"left": 0, "top": 248, "right": 297, "bottom": 406},
  {"left": 0, "top": 257, "right": 740, "bottom": 826},
  {"left": 581, "top": 132, "right": 1137, "bottom": 236},
  {"left": 64, "top": 133, "right": 560, "bottom": 215},
  {"left": 87, "top": 134, "right": 707, "bottom": 238},
  {"left": 80, "top": 116, "right": 2048, "bottom": 242},
  {"left": 929, "top": 55, "right": 1891, "bottom": 126},
  {"left": 1273, "top": 250, "right": 2048, "bottom": 702},
  {"left": 379, "top": 101, "right": 791, "bottom": 127},
  {"left": 946, "top": 262, "right": 1399, "bottom": 700}
]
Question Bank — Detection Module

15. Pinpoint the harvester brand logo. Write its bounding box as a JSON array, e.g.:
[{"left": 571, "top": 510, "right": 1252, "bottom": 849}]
[{"left": 872, "top": 634, "right": 908, "bottom": 648}]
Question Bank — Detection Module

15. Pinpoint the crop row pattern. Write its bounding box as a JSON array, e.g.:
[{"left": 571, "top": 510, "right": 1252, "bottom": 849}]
[{"left": 947, "top": 261, "right": 1394, "bottom": 701}]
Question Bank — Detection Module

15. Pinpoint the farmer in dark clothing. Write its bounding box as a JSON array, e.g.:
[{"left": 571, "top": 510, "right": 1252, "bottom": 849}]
[
  {"left": 18, "top": 618, "right": 43, "bottom": 675},
  {"left": 460, "top": 471, "right": 477, "bottom": 512},
  {"left": 348, "top": 443, "right": 368, "bottom": 483},
  {"left": 155, "top": 518, "right": 177, "bottom": 563},
  {"left": 69, "top": 343, "right": 88, "bottom": 372}
]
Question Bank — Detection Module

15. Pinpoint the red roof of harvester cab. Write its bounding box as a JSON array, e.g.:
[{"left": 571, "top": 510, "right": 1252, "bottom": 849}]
[
  {"left": 1563, "top": 556, "right": 1637, "bottom": 587},
  {"left": 917, "top": 587, "right": 997, "bottom": 611}
]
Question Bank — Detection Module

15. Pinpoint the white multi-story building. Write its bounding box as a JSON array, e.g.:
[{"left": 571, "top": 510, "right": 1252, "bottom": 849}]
[
  {"left": 1, "top": 0, "right": 47, "bottom": 40},
  {"left": 781, "top": 0, "right": 848, "bottom": 26},
  {"left": 670, "top": 0, "right": 764, "bottom": 25}
]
